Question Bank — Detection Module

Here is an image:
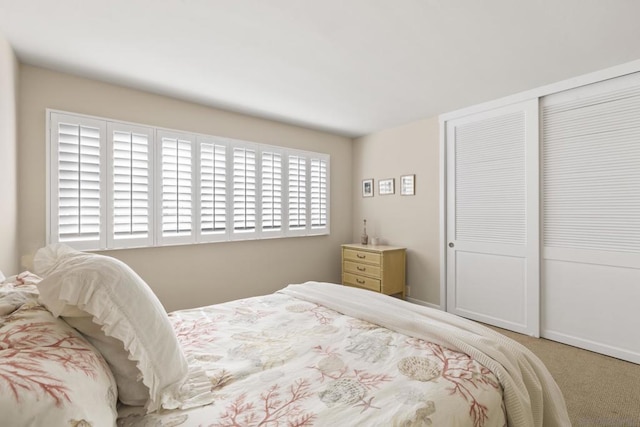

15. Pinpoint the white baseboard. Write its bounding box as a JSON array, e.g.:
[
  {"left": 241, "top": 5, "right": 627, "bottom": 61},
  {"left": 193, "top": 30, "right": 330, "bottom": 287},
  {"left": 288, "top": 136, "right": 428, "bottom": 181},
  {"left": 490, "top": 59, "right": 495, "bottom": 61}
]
[
  {"left": 406, "top": 297, "right": 442, "bottom": 311},
  {"left": 542, "top": 329, "right": 640, "bottom": 365}
]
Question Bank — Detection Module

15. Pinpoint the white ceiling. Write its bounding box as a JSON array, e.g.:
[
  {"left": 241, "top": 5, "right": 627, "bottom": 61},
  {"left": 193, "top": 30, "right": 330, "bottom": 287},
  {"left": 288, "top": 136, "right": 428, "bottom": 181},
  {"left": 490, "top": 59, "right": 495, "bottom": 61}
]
[{"left": 2, "top": 0, "right": 640, "bottom": 137}]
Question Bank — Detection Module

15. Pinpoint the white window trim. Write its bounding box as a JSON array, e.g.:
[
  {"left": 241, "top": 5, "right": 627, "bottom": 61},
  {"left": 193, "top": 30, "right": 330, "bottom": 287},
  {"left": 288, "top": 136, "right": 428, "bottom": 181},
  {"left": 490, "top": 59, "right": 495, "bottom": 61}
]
[{"left": 46, "top": 109, "right": 331, "bottom": 251}]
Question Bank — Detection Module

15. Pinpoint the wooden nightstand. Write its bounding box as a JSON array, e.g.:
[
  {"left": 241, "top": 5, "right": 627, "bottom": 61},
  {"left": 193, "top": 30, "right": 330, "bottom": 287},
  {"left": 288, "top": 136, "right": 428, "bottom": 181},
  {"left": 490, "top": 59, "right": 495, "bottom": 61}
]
[{"left": 341, "top": 243, "right": 406, "bottom": 298}]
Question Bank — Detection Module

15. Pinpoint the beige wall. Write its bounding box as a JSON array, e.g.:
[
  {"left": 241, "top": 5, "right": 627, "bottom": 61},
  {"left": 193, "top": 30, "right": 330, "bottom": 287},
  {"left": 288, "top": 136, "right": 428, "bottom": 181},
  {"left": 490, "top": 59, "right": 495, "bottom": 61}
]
[
  {"left": 18, "top": 65, "right": 352, "bottom": 311},
  {"left": 0, "top": 34, "right": 18, "bottom": 276},
  {"left": 352, "top": 117, "right": 440, "bottom": 306}
]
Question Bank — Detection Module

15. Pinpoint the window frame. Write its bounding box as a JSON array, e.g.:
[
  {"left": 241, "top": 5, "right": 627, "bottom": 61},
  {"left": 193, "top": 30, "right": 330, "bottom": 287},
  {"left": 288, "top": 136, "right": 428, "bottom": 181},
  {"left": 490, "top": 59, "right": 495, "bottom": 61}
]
[{"left": 46, "top": 109, "right": 330, "bottom": 251}]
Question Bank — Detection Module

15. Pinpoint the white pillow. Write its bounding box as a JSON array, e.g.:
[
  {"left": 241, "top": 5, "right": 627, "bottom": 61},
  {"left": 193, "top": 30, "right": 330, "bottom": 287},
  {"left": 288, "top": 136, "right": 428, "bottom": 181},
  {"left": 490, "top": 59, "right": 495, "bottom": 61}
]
[{"left": 33, "top": 244, "right": 188, "bottom": 412}]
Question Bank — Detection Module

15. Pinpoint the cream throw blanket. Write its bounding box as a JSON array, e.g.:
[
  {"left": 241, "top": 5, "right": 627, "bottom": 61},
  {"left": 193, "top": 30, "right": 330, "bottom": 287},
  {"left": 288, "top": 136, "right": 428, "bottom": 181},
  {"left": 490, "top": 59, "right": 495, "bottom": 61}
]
[{"left": 279, "top": 282, "right": 571, "bottom": 427}]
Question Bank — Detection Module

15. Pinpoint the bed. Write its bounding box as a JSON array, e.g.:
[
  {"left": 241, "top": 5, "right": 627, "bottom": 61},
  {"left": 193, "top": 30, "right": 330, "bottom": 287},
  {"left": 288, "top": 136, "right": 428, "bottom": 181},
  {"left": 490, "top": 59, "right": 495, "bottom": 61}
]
[{"left": 0, "top": 244, "right": 571, "bottom": 427}]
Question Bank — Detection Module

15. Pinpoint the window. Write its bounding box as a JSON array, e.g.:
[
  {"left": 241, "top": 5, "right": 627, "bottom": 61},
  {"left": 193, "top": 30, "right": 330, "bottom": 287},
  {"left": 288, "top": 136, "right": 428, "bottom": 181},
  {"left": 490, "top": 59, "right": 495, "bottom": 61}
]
[
  {"left": 199, "top": 138, "right": 227, "bottom": 240},
  {"left": 261, "top": 150, "right": 282, "bottom": 232},
  {"left": 288, "top": 155, "right": 307, "bottom": 233},
  {"left": 108, "top": 123, "right": 153, "bottom": 249},
  {"left": 47, "top": 110, "right": 330, "bottom": 250},
  {"left": 232, "top": 146, "right": 257, "bottom": 235},
  {"left": 50, "top": 115, "right": 106, "bottom": 250},
  {"left": 157, "top": 131, "right": 194, "bottom": 245},
  {"left": 310, "top": 158, "right": 328, "bottom": 228}
]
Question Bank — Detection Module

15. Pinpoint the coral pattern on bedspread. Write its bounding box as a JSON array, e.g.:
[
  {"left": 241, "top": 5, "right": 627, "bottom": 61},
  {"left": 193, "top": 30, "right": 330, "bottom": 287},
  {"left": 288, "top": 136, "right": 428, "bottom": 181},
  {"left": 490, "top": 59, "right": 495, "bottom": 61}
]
[
  {"left": 0, "top": 298, "right": 118, "bottom": 426},
  {"left": 118, "top": 293, "right": 506, "bottom": 427}
]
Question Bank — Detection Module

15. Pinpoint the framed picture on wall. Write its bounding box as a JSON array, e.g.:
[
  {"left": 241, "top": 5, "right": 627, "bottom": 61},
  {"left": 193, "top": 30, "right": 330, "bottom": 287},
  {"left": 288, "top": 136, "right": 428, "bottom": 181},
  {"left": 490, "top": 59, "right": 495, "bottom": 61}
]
[
  {"left": 400, "top": 174, "right": 415, "bottom": 195},
  {"left": 378, "top": 178, "right": 395, "bottom": 195},
  {"left": 362, "top": 179, "right": 374, "bottom": 197}
]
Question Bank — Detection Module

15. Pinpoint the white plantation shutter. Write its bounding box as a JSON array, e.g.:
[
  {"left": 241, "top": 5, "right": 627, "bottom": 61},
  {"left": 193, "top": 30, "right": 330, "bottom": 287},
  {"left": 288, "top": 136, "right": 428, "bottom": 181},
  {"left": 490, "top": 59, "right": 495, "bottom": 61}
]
[
  {"left": 108, "top": 123, "right": 153, "bottom": 248},
  {"left": 158, "top": 131, "right": 194, "bottom": 244},
  {"left": 50, "top": 113, "right": 106, "bottom": 250},
  {"left": 233, "top": 147, "right": 256, "bottom": 234},
  {"left": 288, "top": 155, "right": 307, "bottom": 232},
  {"left": 310, "top": 157, "right": 328, "bottom": 230},
  {"left": 261, "top": 151, "right": 282, "bottom": 232},
  {"left": 48, "top": 110, "right": 330, "bottom": 249},
  {"left": 199, "top": 138, "right": 227, "bottom": 241}
]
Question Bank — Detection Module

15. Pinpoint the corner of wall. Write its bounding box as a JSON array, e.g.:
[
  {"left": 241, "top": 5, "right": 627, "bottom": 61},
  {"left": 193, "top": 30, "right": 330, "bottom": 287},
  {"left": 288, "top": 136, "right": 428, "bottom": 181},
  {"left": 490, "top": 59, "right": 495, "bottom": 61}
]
[
  {"left": 0, "top": 33, "right": 19, "bottom": 274},
  {"left": 351, "top": 117, "right": 441, "bottom": 305}
]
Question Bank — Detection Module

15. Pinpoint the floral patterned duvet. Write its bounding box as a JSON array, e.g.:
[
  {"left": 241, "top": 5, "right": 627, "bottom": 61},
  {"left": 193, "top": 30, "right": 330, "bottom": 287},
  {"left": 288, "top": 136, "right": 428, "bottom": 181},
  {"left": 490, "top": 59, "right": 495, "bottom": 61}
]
[{"left": 118, "top": 290, "right": 506, "bottom": 427}]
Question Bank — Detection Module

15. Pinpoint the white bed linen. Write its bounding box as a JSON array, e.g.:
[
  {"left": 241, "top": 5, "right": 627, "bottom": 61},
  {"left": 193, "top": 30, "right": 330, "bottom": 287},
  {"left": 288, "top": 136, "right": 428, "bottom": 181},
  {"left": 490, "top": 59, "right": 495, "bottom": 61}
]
[
  {"left": 118, "top": 283, "right": 513, "bottom": 426},
  {"left": 281, "top": 282, "right": 570, "bottom": 427}
]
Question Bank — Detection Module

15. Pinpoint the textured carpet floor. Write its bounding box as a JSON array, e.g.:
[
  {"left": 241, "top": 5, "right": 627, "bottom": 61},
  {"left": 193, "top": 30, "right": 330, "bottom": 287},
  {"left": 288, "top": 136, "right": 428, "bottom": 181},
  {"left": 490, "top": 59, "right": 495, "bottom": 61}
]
[{"left": 487, "top": 326, "right": 640, "bottom": 427}]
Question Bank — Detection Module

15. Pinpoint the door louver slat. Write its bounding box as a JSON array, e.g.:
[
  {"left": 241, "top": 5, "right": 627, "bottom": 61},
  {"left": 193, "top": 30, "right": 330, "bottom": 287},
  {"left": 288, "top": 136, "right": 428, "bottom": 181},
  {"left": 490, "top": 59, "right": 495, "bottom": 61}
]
[
  {"left": 455, "top": 111, "right": 526, "bottom": 245},
  {"left": 543, "top": 82, "right": 640, "bottom": 253}
]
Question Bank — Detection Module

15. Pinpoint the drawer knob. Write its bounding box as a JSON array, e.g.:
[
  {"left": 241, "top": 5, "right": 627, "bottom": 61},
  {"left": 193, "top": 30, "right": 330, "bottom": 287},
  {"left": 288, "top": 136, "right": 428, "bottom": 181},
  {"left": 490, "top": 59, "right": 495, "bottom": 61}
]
[
  {"left": 356, "top": 278, "right": 365, "bottom": 284},
  {"left": 357, "top": 266, "right": 366, "bottom": 271},
  {"left": 357, "top": 254, "right": 366, "bottom": 259}
]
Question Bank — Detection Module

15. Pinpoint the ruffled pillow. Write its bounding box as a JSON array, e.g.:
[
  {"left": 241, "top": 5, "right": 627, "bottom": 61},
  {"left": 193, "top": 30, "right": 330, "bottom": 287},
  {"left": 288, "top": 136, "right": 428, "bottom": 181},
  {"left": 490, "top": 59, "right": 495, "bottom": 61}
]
[
  {"left": 33, "top": 244, "right": 189, "bottom": 412},
  {"left": 0, "top": 301, "right": 117, "bottom": 426}
]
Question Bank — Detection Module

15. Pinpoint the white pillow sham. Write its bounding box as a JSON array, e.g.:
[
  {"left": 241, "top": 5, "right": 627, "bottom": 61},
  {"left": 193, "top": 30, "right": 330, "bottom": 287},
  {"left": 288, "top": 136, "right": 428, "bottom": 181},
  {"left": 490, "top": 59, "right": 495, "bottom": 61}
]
[{"left": 33, "top": 244, "right": 188, "bottom": 411}]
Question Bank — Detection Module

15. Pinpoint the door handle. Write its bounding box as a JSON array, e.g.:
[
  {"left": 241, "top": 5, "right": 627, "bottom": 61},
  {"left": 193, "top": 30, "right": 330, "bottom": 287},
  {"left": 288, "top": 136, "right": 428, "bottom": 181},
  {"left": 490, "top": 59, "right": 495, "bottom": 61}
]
[{"left": 448, "top": 242, "right": 455, "bottom": 248}]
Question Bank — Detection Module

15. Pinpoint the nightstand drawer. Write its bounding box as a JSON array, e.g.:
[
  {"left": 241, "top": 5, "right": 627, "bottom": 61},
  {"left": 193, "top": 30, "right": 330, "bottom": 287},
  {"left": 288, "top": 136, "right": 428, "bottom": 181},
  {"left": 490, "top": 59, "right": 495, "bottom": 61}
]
[
  {"left": 344, "top": 261, "right": 381, "bottom": 278},
  {"left": 343, "top": 272, "right": 381, "bottom": 292},
  {"left": 343, "top": 248, "right": 381, "bottom": 265}
]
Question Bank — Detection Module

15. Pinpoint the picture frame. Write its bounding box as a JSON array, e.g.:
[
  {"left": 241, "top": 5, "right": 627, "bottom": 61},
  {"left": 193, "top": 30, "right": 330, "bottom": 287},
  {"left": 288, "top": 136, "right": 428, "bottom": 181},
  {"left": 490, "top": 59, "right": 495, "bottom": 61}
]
[
  {"left": 362, "top": 178, "right": 374, "bottom": 197},
  {"left": 400, "top": 174, "right": 415, "bottom": 196},
  {"left": 378, "top": 178, "right": 395, "bottom": 195}
]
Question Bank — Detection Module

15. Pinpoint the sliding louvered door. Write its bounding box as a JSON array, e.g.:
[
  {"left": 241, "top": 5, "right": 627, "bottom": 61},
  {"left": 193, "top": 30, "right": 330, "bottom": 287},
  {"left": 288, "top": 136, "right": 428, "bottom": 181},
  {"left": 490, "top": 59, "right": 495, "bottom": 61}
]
[
  {"left": 446, "top": 100, "right": 539, "bottom": 336},
  {"left": 541, "top": 72, "right": 640, "bottom": 363}
]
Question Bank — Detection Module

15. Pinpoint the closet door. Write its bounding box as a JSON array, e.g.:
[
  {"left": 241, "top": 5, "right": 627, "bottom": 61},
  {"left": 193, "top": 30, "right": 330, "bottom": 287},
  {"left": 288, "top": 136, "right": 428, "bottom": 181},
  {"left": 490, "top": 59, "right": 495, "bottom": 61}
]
[
  {"left": 446, "top": 100, "right": 539, "bottom": 336},
  {"left": 541, "top": 73, "right": 640, "bottom": 363}
]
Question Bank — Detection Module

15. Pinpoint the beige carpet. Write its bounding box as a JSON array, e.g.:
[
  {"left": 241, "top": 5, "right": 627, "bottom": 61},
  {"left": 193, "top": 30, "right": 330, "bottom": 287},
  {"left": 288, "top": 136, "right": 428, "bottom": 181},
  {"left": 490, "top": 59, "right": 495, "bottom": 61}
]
[{"left": 487, "top": 325, "right": 640, "bottom": 427}]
